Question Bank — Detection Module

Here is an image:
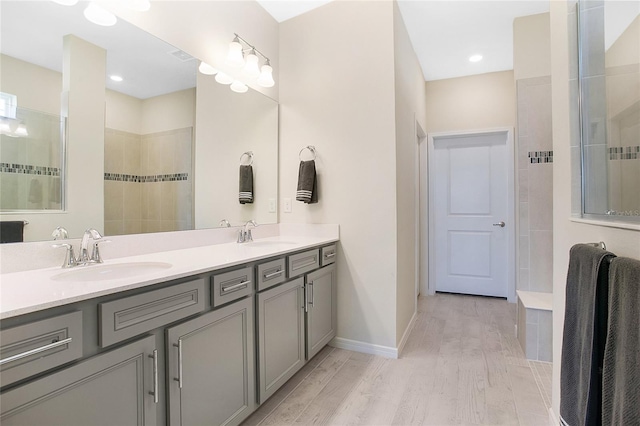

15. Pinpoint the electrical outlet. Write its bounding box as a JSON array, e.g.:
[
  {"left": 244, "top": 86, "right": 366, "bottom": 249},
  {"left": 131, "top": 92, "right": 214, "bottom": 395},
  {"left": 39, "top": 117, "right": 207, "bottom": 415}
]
[
  {"left": 268, "top": 198, "right": 276, "bottom": 213},
  {"left": 284, "top": 198, "right": 292, "bottom": 213}
]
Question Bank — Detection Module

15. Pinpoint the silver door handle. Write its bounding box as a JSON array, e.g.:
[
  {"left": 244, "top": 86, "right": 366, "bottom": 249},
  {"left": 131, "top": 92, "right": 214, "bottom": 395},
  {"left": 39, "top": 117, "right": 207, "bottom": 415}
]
[
  {"left": 263, "top": 270, "right": 283, "bottom": 279},
  {"left": 221, "top": 280, "right": 250, "bottom": 294},
  {"left": 308, "top": 282, "right": 314, "bottom": 307},
  {"left": 173, "top": 340, "right": 183, "bottom": 389},
  {"left": 493, "top": 221, "right": 506, "bottom": 228},
  {"left": 304, "top": 285, "right": 308, "bottom": 313},
  {"left": 149, "top": 349, "right": 159, "bottom": 403},
  {"left": 0, "top": 337, "right": 72, "bottom": 366},
  {"left": 324, "top": 252, "right": 336, "bottom": 259}
]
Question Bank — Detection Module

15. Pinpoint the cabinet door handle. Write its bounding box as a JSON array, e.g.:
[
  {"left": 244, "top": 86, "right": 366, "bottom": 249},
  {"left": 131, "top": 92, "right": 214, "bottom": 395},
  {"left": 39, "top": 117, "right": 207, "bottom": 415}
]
[
  {"left": 0, "top": 337, "right": 72, "bottom": 366},
  {"left": 221, "top": 280, "right": 250, "bottom": 294},
  {"left": 264, "top": 269, "right": 283, "bottom": 279},
  {"left": 173, "top": 340, "right": 183, "bottom": 389},
  {"left": 324, "top": 252, "right": 336, "bottom": 259},
  {"left": 308, "top": 282, "right": 314, "bottom": 307},
  {"left": 148, "top": 349, "right": 159, "bottom": 403},
  {"left": 304, "top": 285, "right": 308, "bottom": 313}
]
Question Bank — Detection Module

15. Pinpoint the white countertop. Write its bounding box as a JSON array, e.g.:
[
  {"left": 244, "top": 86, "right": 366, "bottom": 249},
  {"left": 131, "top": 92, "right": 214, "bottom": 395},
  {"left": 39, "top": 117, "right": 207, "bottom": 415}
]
[
  {"left": 0, "top": 235, "right": 338, "bottom": 320},
  {"left": 516, "top": 290, "right": 553, "bottom": 311}
]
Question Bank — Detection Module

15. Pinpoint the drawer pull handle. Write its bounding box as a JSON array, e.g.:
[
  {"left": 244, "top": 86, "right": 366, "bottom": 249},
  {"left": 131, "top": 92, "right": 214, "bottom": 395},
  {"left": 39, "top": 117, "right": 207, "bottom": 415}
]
[
  {"left": 221, "top": 280, "right": 250, "bottom": 294},
  {"left": 149, "top": 349, "right": 159, "bottom": 403},
  {"left": 294, "top": 259, "right": 317, "bottom": 270},
  {"left": 308, "top": 282, "right": 315, "bottom": 307},
  {"left": 264, "top": 269, "right": 283, "bottom": 279},
  {"left": 0, "top": 337, "right": 73, "bottom": 366},
  {"left": 173, "top": 340, "right": 183, "bottom": 389},
  {"left": 324, "top": 252, "right": 336, "bottom": 259}
]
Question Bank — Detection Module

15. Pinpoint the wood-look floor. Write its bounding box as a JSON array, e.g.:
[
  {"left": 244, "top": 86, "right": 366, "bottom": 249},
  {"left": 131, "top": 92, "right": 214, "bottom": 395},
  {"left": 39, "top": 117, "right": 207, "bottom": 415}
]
[{"left": 243, "top": 293, "right": 551, "bottom": 426}]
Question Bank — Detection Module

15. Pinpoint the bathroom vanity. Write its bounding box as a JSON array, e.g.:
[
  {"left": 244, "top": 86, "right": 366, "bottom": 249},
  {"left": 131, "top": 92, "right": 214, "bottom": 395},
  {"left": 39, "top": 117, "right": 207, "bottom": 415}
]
[{"left": 0, "top": 235, "right": 338, "bottom": 426}]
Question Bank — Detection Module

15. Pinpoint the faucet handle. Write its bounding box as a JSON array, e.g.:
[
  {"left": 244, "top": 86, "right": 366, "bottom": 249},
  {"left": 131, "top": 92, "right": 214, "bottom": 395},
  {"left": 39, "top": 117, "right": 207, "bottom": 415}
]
[
  {"left": 237, "top": 229, "right": 245, "bottom": 243},
  {"left": 52, "top": 226, "right": 69, "bottom": 240},
  {"left": 247, "top": 229, "right": 253, "bottom": 242},
  {"left": 53, "top": 243, "right": 78, "bottom": 268},
  {"left": 91, "top": 239, "right": 111, "bottom": 263}
]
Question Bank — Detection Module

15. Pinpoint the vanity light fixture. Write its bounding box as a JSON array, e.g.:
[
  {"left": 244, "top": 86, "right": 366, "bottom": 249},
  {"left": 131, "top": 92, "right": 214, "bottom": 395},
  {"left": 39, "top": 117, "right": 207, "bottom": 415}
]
[
  {"left": 257, "top": 60, "right": 275, "bottom": 88},
  {"left": 14, "top": 123, "right": 28, "bottom": 137},
  {"left": 230, "top": 81, "right": 249, "bottom": 93},
  {"left": 0, "top": 119, "right": 28, "bottom": 138},
  {"left": 84, "top": 2, "right": 117, "bottom": 27},
  {"left": 226, "top": 36, "right": 245, "bottom": 68},
  {"left": 221, "top": 33, "right": 275, "bottom": 91},
  {"left": 469, "top": 54, "right": 483, "bottom": 63},
  {"left": 110, "top": 75, "right": 124, "bottom": 82},
  {"left": 198, "top": 62, "right": 218, "bottom": 75},
  {"left": 215, "top": 72, "right": 234, "bottom": 85},
  {"left": 243, "top": 49, "right": 261, "bottom": 78}
]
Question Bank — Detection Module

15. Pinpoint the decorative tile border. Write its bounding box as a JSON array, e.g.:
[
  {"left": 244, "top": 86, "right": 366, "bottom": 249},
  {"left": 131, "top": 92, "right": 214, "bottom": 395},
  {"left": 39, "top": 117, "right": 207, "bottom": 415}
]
[
  {"left": 609, "top": 146, "right": 640, "bottom": 160},
  {"left": 104, "top": 172, "right": 189, "bottom": 183},
  {"left": 0, "top": 162, "right": 60, "bottom": 176},
  {"left": 528, "top": 151, "right": 553, "bottom": 164}
]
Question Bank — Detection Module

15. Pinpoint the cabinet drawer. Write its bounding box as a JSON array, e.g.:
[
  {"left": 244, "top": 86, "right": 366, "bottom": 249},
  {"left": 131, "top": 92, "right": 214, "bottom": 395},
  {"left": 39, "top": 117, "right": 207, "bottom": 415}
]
[
  {"left": 211, "top": 266, "right": 253, "bottom": 307},
  {"left": 288, "top": 249, "right": 320, "bottom": 278},
  {"left": 99, "top": 278, "right": 205, "bottom": 348},
  {"left": 1, "top": 311, "right": 83, "bottom": 388},
  {"left": 321, "top": 245, "right": 337, "bottom": 266},
  {"left": 256, "top": 258, "right": 287, "bottom": 292}
]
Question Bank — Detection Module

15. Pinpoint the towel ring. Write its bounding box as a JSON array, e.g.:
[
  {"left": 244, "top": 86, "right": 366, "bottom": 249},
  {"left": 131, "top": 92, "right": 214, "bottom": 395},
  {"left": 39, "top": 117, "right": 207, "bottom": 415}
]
[
  {"left": 299, "top": 146, "right": 317, "bottom": 161},
  {"left": 240, "top": 151, "right": 253, "bottom": 166}
]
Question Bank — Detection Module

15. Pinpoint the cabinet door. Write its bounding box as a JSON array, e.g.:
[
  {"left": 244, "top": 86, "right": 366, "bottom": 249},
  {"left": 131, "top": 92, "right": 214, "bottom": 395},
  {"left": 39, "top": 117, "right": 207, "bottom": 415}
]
[
  {"left": 1, "top": 335, "right": 158, "bottom": 426},
  {"left": 306, "top": 264, "right": 337, "bottom": 360},
  {"left": 257, "top": 278, "right": 305, "bottom": 404},
  {"left": 166, "top": 297, "right": 255, "bottom": 426}
]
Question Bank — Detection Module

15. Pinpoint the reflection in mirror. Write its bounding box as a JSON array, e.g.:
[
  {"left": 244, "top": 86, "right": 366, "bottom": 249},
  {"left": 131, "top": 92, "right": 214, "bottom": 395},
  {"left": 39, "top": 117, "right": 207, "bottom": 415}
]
[
  {"left": 578, "top": 0, "right": 640, "bottom": 220},
  {"left": 0, "top": 1, "right": 279, "bottom": 242}
]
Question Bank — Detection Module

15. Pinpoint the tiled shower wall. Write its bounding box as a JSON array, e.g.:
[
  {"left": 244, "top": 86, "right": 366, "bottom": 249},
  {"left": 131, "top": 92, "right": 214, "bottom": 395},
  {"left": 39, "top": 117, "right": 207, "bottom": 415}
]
[
  {"left": 517, "top": 76, "right": 554, "bottom": 293},
  {"left": 104, "top": 127, "right": 192, "bottom": 236}
]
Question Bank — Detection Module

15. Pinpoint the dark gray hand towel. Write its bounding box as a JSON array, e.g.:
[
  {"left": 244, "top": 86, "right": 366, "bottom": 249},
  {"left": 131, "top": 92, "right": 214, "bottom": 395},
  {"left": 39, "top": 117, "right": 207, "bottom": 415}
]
[
  {"left": 239, "top": 165, "right": 253, "bottom": 204},
  {"left": 0, "top": 221, "right": 25, "bottom": 243},
  {"left": 296, "top": 160, "right": 317, "bottom": 204},
  {"left": 602, "top": 257, "right": 640, "bottom": 426},
  {"left": 560, "top": 244, "right": 615, "bottom": 426}
]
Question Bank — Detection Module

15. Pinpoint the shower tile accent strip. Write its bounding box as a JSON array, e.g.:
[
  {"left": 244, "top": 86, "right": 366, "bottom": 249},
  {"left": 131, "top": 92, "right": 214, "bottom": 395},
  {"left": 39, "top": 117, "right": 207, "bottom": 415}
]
[
  {"left": 0, "top": 162, "right": 60, "bottom": 176},
  {"left": 528, "top": 151, "right": 554, "bottom": 164},
  {"left": 608, "top": 146, "right": 640, "bottom": 160},
  {"left": 104, "top": 172, "right": 189, "bottom": 183}
]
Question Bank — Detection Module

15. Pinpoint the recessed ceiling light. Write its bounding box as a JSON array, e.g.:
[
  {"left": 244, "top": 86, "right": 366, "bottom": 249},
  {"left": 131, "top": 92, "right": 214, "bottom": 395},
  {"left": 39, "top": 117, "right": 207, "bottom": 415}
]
[
  {"left": 110, "top": 75, "right": 123, "bottom": 82},
  {"left": 469, "top": 54, "right": 483, "bottom": 63}
]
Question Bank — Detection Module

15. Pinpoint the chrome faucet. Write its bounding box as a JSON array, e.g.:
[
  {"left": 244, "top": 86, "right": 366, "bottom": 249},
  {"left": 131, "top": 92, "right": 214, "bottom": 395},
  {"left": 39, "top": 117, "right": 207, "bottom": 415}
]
[
  {"left": 53, "top": 227, "right": 109, "bottom": 268},
  {"left": 52, "top": 226, "right": 69, "bottom": 240},
  {"left": 237, "top": 220, "right": 258, "bottom": 243},
  {"left": 219, "top": 219, "right": 231, "bottom": 228}
]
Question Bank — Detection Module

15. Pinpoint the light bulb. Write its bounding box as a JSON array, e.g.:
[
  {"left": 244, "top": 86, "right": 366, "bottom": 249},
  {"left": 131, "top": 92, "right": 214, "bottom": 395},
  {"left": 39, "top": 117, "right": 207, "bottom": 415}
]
[
  {"left": 230, "top": 81, "right": 248, "bottom": 93},
  {"left": 84, "top": 3, "right": 117, "bottom": 26},
  {"left": 198, "top": 62, "right": 218, "bottom": 75},
  {"left": 257, "top": 62, "right": 275, "bottom": 88},
  {"left": 215, "top": 72, "right": 234, "bottom": 85},
  {"left": 15, "top": 124, "right": 28, "bottom": 137},
  {"left": 243, "top": 50, "right": 260, "bottom": 78},
  {"left": 226, "top": 37, "right": 245, "bottom": 68},
  {"left": 51, "top": 0, "right": 79, "bottom": 5},
  {"left": 126, "top": 0, "right": 151, "bottom": 12},
  {"left": 0, "top": 122, "right": 10, "bottom": 133}
]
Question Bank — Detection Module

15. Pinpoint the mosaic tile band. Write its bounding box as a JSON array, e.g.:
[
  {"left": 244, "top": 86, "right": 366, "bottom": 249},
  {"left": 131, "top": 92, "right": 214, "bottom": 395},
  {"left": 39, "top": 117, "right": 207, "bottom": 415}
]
[
  {"left": 608, "top": 146, "right": 640, "bottom": 160},
  {"left": 0, "top": 162, "right": 61, "bottom": 176},
  {"left": 528, "top": 151, "right": 553, "bottom": 164},
  {"left": 104, "top": 172, "right": 189, "bottom": 183}
]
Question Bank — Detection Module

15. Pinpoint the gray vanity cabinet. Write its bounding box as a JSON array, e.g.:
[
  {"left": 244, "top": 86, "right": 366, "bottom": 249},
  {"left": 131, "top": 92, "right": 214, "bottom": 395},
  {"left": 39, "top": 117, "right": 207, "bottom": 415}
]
[
  {"left": 305, "top": 263, "right": 337, "bottom": 360},
  {"left": 256, "top": 277, "right": 305, "bottom": 403},
  {"left": 166, "top": 297, "right": 255, "bottom": 426},
  {"left": 0, "top": 335, "right": 157, "bottom": 426}
]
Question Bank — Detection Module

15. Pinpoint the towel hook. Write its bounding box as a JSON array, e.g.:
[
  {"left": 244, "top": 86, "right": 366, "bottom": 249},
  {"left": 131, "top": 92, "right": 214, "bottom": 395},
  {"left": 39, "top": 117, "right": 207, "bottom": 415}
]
[
  {"left": 240, "top": 151, "right": 253, "bottom": 166},
  {"left": 299, "top": 145, "right": 316, "bottom": 161}
]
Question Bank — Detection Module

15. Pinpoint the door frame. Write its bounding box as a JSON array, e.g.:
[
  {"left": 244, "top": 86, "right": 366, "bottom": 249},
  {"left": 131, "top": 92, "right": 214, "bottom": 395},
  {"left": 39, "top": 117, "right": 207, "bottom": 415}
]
[{"left": 427, "top": 128, "right": 516, "bottom": 302}]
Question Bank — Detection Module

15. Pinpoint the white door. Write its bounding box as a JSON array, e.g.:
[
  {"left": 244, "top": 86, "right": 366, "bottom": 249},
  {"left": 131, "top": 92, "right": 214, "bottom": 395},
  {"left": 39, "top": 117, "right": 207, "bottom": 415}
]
[{"left": 430, "top": 130, "right": 511, "bottom": 298}]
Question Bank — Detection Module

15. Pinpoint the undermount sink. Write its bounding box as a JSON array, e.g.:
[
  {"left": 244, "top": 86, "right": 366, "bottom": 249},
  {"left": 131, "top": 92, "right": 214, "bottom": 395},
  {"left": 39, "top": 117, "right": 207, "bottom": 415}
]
[
  {"left": 51, "top": 262, "right": 172, "bottom": 282},
  {"left": 246, "top": 240, "right": 298, "bottom": 248}
]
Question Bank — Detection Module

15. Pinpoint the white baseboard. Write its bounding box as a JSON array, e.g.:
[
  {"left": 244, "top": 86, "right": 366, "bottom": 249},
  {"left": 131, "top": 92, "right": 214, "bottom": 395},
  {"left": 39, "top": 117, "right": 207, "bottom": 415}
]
[
  {"left": 549, "top": 407, "right": 559, "bottom": 425},
  {"left": 397, "top": 311, "right": 417, "bottom": 358},
  {"left": 329, "top": 337, "right": 398, "bottom": 359}
]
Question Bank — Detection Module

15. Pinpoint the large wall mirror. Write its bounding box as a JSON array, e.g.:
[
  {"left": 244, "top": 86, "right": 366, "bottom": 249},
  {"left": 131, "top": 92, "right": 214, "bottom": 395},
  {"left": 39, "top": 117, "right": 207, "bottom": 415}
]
[
  {"left": 578, "top": 0, "right": 639, "bottom": 221},
  {"left": 0, "top": 1, "right": 278, "bottom": 242}
]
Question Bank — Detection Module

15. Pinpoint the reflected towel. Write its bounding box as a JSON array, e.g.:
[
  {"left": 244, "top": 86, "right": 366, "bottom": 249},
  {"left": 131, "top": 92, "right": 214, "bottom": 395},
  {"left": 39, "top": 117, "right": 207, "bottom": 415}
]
[
  {"left": 560, "top": 244, "right": 615, "bottom": 426},
  {"left": 0, "top": 221, "right": 25, "bottom": 243},
  {"left": 239, "top": 165, "right": 253, "bottom": 204},
  {"left": 296, "top": 160, "right": 317, "bottom": 204},
  {"left": 602, "top": 257, "right": 640, "bottom": 425},
  {"left": 28, "top": 178, "right": 42, "bottom": 204}
]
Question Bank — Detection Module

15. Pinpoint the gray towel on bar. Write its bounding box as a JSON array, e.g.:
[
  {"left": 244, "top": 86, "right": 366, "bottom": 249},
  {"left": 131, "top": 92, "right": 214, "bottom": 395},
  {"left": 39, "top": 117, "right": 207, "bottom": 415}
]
[
  {"left": 239, "top": 165, "right": 253, "bottom": 204},
  {"left": 602, "top": 257, "right": 640, "bottom": 426},
  {"left": 0, "top": 221, "right": 25, "bottom": 243},
  {"left": 560, "top": 244, "right": 615, "bottom": 426},
  {"left": 296, "top": 160, "right": 317, "bottom": 204}
]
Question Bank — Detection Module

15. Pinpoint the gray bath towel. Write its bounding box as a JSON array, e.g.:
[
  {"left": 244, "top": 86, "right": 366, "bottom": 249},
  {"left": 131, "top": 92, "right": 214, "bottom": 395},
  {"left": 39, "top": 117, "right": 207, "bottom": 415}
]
[
  {"left": 239, "top": 165, "right": 253, "bottom": 204},
  {"left": 602, "top": 257, "right": 640, "bottom": 425},
  {"left": 560, "top": 244, "right": 615, "bottom": 426},
  {"left": 296, "top": 160, "right": 317, "bottom": 204},
  {"left": 0, "top": 221, "right": 25, "bottom": 243}
]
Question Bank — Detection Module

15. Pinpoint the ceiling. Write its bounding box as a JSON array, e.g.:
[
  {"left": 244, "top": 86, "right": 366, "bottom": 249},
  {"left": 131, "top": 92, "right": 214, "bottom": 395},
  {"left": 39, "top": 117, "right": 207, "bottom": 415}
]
[{"left": 257, "top": 0, "right": 550, "bottom": 81}]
